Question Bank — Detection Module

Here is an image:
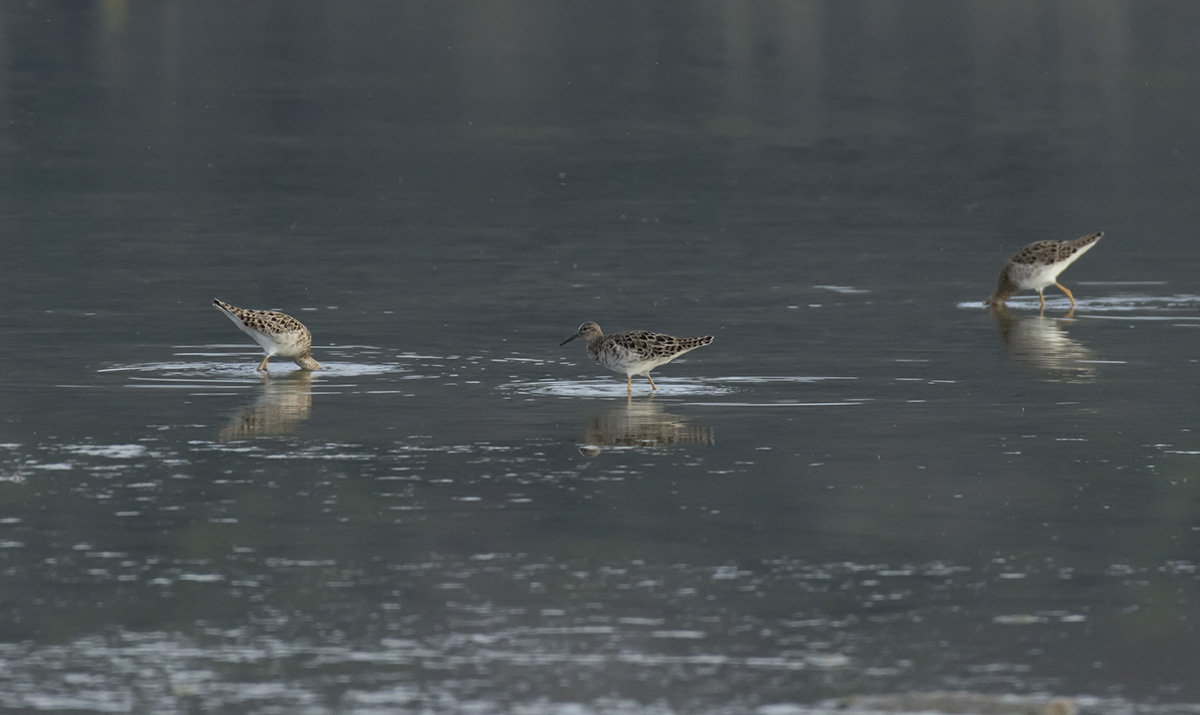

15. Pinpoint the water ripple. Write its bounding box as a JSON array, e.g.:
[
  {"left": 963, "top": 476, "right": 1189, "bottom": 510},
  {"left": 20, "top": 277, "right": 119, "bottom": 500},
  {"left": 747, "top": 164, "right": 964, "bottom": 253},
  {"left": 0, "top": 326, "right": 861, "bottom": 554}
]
[
  {"left": 501, "top": 378, "right": 735, "bottom": 398},
  {"left": 958, "top": 293, "right": 1200, "bottom": 314}
]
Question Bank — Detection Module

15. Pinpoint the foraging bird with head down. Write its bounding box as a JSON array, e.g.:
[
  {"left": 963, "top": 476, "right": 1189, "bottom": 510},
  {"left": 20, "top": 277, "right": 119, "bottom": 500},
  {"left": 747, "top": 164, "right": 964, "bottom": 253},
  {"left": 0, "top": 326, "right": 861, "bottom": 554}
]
[
  {"left": 212, "top": 299, "right": 322, "bottom": 372},
  {"left": 985, "top": 232, "right": 1103, "bottom": 310}
]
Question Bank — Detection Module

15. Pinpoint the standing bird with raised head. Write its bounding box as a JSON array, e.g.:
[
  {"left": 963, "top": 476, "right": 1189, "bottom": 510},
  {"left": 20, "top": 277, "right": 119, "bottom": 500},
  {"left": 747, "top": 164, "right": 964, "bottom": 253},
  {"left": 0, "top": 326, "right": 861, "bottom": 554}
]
[{"left": 560, "top": 321, "right": 713, "bottom": 396}]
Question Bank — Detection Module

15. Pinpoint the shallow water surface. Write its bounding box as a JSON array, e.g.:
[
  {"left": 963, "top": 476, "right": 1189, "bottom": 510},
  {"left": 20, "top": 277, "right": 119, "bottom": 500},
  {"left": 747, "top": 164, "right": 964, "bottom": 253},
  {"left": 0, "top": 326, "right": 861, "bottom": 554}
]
[{"left": 3, "top": 2, "right": 1200, "bottom": 714}]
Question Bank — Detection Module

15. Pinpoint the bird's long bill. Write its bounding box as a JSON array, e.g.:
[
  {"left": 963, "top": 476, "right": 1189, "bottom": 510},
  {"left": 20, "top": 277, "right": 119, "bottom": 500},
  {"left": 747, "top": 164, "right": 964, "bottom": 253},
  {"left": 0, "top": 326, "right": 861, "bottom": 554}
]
[{"left": 559, "top": 333, "right": 580, "bottom": 347}]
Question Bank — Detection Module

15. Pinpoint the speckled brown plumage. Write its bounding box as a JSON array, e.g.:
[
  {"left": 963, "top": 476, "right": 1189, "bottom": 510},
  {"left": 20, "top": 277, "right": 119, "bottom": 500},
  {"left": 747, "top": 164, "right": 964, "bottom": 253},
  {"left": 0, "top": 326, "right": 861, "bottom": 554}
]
[
  {"left": 560, "top": 321, "right": 713, "bottom": 395},
  {"left": 591, "top": 330, "right": 714, "bottom": 363},
  {"left": 212, "top": 298, "right": 322, "bottom": 372},
  {"left": 986, "top": 231, "right": 1102, "bottom": 309}
]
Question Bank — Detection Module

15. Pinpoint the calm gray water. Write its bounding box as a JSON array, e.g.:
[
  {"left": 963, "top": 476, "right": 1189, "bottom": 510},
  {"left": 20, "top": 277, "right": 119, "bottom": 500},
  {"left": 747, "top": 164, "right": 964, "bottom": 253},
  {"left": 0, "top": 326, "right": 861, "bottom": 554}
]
[{"left": 2, "top": 2, "right": 1200, "bottom": 713}]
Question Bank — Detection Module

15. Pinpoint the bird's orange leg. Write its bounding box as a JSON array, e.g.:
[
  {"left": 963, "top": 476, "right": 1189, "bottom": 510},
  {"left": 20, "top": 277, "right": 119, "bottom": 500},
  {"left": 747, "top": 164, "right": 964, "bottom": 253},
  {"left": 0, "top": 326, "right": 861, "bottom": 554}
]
[
  {"left": 257, "top": 355, "right": 271, "bottom": 372},
  {"left": 627, "top": 376, "right": 632, "bottom": 396},
  {"left": 646, "top": 374, "right": 658, "bottom": 390},
  {"left": 1055, "top": 282, "right": 1076, "bottom": 307},
  {"left": 1037, "top": 289, "right": 1046, "bottom": 312}
]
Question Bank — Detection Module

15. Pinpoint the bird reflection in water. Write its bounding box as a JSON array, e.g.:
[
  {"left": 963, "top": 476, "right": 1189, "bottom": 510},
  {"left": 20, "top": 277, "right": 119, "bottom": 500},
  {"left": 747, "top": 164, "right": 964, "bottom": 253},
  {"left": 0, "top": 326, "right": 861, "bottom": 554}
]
[
  {"left": 219, "top": 371, "right": 315, "bottom": 440},
  {"left": 576, "top": 397, "right": 714, "bottom": 457},
  {"left": 989, "top": 305, "right": 1098, "bottom": 382}
]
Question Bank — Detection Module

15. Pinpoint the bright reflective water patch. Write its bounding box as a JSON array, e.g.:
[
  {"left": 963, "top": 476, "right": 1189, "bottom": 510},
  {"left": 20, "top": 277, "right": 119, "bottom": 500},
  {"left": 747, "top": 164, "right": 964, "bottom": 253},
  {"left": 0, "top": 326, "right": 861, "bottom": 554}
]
[
  {"left": 958, "top": 293, "right": 1200, "bottom": 314},
  {"left": 681, "top": 401, "right": 864, "bottom": 407},
  {"left": 0, "top": 551, "right": 1183, "bottom": 714},
  {"left": 500, "top": 378, "right": 736, "bottom": 398},
  {"left": 61, "top": 444, "right": 148, "bottom": 459},
  {"left": 813, "top": 285, "right": 870, "bottom": 294},
  {"left": 706, "top": 376, "right": 859, "bottom": 384},
  {"left": 501, "top": 376, "right": 857, "bottom": 399},
  {"left": 99, "top": 360, "right": 408, "bottom": 382}
]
